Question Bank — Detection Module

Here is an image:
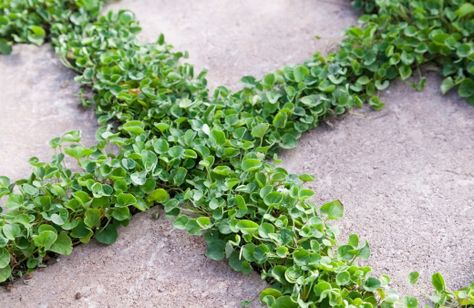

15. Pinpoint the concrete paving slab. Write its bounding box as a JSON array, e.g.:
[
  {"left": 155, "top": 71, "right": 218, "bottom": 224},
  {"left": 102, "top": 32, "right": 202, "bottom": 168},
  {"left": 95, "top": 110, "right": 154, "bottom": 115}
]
[
  {"left": 281, "top": 74, "right": 474, "bottom": 298},
  {"left": 0, "top": 208, "right": 266, "bottom": 307},
  {"left": 107, "top": 0, "right": 355, "bottom": 89},
  {"left": 0, "top": 44, "right": 97, "bottom": 180}
]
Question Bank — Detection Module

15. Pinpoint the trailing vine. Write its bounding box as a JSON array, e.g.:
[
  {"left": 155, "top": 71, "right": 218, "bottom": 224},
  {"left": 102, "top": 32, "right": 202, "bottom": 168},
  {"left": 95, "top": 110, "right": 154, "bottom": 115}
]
[{"left": 0, "top": 0, "right": 473, "bottom": 307}]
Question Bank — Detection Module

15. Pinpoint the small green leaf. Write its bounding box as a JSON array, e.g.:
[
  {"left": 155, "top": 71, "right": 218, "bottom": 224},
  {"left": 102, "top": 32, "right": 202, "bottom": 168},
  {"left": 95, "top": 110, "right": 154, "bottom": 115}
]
[
  {"left": 122, "top": 120, "right": 145, "bottom": 135},
  {"left": 0, "top": 248, "right": 11, "bottom": 268},
  {"left": 457, "top": 43, "right": 472, "bottom": 58},
  {"left": 84, "top": 208, "right": 101, "bottom": 228},
  {"left": 95, "top": 224, "right": 118, "bottom": 245},
  {"left": 0, "top": 39, "right": 12, "bottom": 55},
  {"left": 0, "top": 266, "right": 11, "bottom": 283},
  {"left": 251, "top": 123, "right": 270, "bottom": 139},
  {"left": 294, "top": 65, "right": 309, "bottom": 82},
  {"left": 147, "top": 188, "right": 169, "bottom": 202},
  {"left": 49, "top": 232, "right": 73, "bottom": 255},
  {"left": 456, "top": 3, "right": 474, "bottom": 18},
  {"left": 273, "top": 110, "right": 288, "bottom": 128},
  {"left": 196, "top": 217, "right": 212, "bottom": 229},
  {"left": 33, "top": 230, "right": 58, "bottom": 249},
  {"left": 336, "top": 271, "right": 351, "bottom": 286},
  {"left": 363, "top": 277, "right": 381, "bottom": 292},
  {"left": 3, "top": 224, "right": 21, "bottom": 241},
  {"left": 432, "top": 272, "right": 446, "bottom": 292},
  {"left": 298, "top": 174, "right": 315, "bottom": 182},
  {"left": 241, "top": 158, "right": 262, "bottom": 172},
  {"left": 273, "top": 295, "right": 298, "bottom": 308},
  {"left": 320, "top": 200, "right": 344, "bottom": 220},
  {"left": 22, "top": 183, "right": 39, "bottom": 196},
  {"left": 237, "top": 220, "right": 259, "bottom": 235},
  {"left": 142, "top": 150, "right": 158, "bottom": 171},
  {"left": 206, "top": 239, "right": 225, "bottom": 261},
  {"left": 399, "top": 65, "right": 412, "bottom": 80},
  {"left": 130, "top": 171, "right": 147, "bottom": 186},
  {"left": 440, "top": 77, "right": 455, "bottom": 95},
  {"left": 173, "top": 167, "right": 187, "bottom": 185},
  {"left": 299, "top": 95, "right": 320, "bottom": 107},
  {"left": 405, "top": 296, "right": 418, "bottom": 308},
  {"left": 117, "top": 193, "right": 137, "bottom": 207},
  {"left": 408, "top": 271, "right": 420, "bottom": 285},
  {"left": 211, "top": 128, "right": 226, "bottom": 145},
  {"left": 212, "top": 166, "right": 232, "bottom": 176},
  {"left": 111, "top": 207, "right": 131, "bottom": 221},
  {"left": 458, "top": 78, "right": 474, "bottom": 98},
  {"left": 27, "top": 25, "right": 46, "bottom": 45},
  {"left": 263, "top": 191, "right": 283, "bottom": 205},
  {"left": 369, "top": 96, "right": 385, "bottom": 111},
  {"left": 259, "top": 288, "right": 282, "bottom": 301}
]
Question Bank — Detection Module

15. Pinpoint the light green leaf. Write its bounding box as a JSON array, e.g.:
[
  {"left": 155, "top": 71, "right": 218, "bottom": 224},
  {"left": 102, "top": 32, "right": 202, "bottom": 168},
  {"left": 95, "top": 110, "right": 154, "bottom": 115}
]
[
  {"left": 49, "top": 232, "right": 73, "bottom": 255},
  {"left": 241, "top": 158, "right": 262, "bottom": 172},
  {"left": 0, "top": 248, "right": 11, "bottom": 268},
  {"left": 336, "top": 271, "right": 351, "bottom": 286},
  {"left": 408, "top": 271, "right": 420, "bottom": 285},
  {"left": 84, "top": 208, "right": 101, "bottom": 228},
  {"left": 273, "top": 110, "right": 287, "bottom": 128},
  {"left": 147, "top": 188, "right": 170, "bottom": 203},
  {"left": 236, "top": 220, "right": 259, "bottom": 235},
  {"left": 432, "top": 272, "right": 446, "bottom": 292},
  {"left": 440, "top": 77, "right": 455, "bottom": 95},
  {"left": 320, "top": 200, "right": 344, "bottom": 220},
  {"left": 196, "top": 217, "right": 212, "bottom": 229},
  {"left": 33, "top": 230, "right": 58, "bottom": 249},
  {"left": 251, "top": 123, "right": 270, "bottom": 139},
  {"left": 0, "top": 265, "right": 11, "bottom": 283}
]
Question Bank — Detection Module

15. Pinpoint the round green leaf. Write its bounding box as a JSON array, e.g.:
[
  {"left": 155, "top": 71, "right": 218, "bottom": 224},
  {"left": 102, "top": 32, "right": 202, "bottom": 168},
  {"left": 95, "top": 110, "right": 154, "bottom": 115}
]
[
  {"left": 458, "top": 78, "right": 474, "bottom": 98},
  {"left": 49, "top": 232, "right": 73, "bottom": 255},
  {"left": 241, "top": 158, "right": 262, "bottom": 172},
  {"left": 0, "top": 248, "right": 11, "bottom": 268},
  {"left": 0, "top": 265, "right": 11, "bottom": 283},
  {"left": 236, "top": 220, "right": 259, "bottom": 235},
  {"left": 432, "top": 272, "right": 446, "bottom": 292},
  {"left": 147, "top": 188, "right": 169, "bottom": 203},
  {"left": 84, "top": 208, "right": 101, "bottom": 228},
  {"left": 0, "top": 39, "right": 12, "bottom": 55},
  {"left": 363, "top": 277, "right": 381, "bottom": 292},
  {"left": 95, "top": 224, "right": 118, "bottom": 245},
  {"left": 320, "top": 200, "right": 344, "bottom": 220},
  {"left": 33, "top": 230, "right": 58, "bottom": 249},
  {"left": 336, "top": 271, "right": 351, "bottom": 286}
]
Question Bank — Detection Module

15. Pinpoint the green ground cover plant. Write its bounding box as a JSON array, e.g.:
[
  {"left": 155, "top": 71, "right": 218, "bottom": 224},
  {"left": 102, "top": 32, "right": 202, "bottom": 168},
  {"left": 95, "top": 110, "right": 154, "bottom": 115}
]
[{"left": 0, "top": 0, "right": 473, "bottom": 306}]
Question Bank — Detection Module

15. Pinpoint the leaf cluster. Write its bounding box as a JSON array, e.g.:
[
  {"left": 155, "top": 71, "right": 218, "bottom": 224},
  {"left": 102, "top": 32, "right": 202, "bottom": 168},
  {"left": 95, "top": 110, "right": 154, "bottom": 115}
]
[{"left": 0, "top": 0, "right": 473, "bottom": 307}]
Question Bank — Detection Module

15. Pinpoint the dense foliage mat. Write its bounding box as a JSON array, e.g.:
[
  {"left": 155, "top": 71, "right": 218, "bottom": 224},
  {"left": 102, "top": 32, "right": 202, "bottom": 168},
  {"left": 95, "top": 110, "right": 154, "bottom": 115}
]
[{"left": 0, "top": 0, "right": 473, "bottom": 306}]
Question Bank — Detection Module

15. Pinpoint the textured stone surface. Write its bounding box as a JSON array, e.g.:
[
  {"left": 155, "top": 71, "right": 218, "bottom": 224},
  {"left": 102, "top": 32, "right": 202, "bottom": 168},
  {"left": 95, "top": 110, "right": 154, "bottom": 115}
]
[
  {"left": 281, "top": 74, "right": 474, "bottom": 298},
  {"left": 0, "top": 208, "right": 266, "bottom": 307},
  {"left": 107, "top": 0, "right": 354, "bottom": 90},
  {"left": 0, "top": 44, "right": 97, "bottom": 180},
  {"left": 0, "top": 0, "right": 472, "bottom": 307}
]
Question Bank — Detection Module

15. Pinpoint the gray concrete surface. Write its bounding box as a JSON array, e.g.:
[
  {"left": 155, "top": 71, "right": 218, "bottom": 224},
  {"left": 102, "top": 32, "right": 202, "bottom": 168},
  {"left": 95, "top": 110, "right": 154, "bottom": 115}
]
[
  {"left": 0, "top": 0, "right": 472, "bottom": 307},
  {"left": 0, "top": 208, "right": 265, "bottom": 307},
  {"left": 282, "top": 75, "right": 474, "bottom": 298},
  {"left": 0, "top": 45, "right": 97, "bottom": 179},
  {"left": 107, "top": 0, "right": 354, "bottom": 89}
]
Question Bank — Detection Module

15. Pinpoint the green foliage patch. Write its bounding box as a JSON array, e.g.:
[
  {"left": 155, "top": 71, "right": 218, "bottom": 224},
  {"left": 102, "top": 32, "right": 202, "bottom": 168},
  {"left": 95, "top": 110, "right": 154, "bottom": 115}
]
[{"left": 0, "top": 0, "right": 473, "bottom": 307}]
